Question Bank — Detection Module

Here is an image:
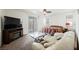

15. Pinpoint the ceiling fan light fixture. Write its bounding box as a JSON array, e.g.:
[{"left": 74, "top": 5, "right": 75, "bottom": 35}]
[
  {"left": 43, "top": 9, "right": 52, "bottom": 15},
  {"left": 43, "top": 9, "right": 47, "bottom": 12},
  {"left": 43, "top": 9, "right": 47, "bottom": 15}
]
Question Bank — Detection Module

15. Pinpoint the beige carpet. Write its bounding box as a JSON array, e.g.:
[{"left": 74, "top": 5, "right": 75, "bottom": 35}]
[{"left": 0, "top": 35, "right": 33, "bottom": 50}]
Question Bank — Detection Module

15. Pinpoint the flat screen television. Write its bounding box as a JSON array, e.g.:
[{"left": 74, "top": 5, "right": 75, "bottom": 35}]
[{"left": 4, "top": 16, "right": 22, "bottom": 29}]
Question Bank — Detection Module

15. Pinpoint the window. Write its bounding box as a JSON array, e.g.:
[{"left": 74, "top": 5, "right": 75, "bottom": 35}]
[{"left": 66, "top": 15, "right": 73, "bottom": 30}]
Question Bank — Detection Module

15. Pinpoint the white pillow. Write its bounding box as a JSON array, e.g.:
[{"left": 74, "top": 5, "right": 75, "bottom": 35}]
[
  {"left": 44, "top": 41, "right": 57, "bottom": 48},
  {"left": 54, "top": 33, "right": 64, "bottom": 40},
  {"left": 32, "top": 42, "right": 45, "bottom": 50},
  {"left": 43, "top": 35, "right": 57, "bottom": 42},
  {"left": 43, "top": 35, "right": 51, "bottom": 40},
  {"left": 46, "top": 31, "right": 74, "bottom": 50}
]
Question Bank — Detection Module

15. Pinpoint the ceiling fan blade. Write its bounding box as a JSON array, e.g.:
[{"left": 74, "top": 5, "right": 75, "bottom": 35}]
[
  {"left": 43, "top": 9, "right": 52, "bottom": 15},
  {"left": 47, "top": 11, "right": 52, "bottom": 13}
]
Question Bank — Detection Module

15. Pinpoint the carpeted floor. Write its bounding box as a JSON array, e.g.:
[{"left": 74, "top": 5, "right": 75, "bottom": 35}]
[{"left": 0, "top": 35, "right": 33, "bottom": 50}]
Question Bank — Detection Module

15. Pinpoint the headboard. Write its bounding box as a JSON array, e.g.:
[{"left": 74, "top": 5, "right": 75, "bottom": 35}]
[
  {"left": 42, "top": 25, "right": 64, "bottom": 34},
  {"left": 50, "top": 25, "right": 64, "bottom": 33}
]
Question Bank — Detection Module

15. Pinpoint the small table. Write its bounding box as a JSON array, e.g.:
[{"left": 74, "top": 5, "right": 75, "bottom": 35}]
[{"left": 28, "top": 32, "right": 46, "bottom": 42}]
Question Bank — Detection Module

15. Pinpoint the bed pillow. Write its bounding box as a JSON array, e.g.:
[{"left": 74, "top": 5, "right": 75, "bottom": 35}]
[
  {"left": 32, "top": 42, "right": 45, "bottom": 50},
  {"left": 54, "top": 33, "right": 64, "bottom": 40},
  {"left": 43, "top": 35, "right": 57, "bottom": 42},
  {"left": 44, "top": 40, "right": 57, "bottom": 48}
]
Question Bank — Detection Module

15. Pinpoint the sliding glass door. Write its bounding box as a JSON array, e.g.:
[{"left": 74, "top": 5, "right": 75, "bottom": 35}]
[{"left": 28, "top": 16, "right": 37, "bottom": 33}]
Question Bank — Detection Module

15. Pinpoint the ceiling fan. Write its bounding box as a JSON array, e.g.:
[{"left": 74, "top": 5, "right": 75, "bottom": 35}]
[{"left": 43, "top": 9, "right": 52, "bottom": 13}]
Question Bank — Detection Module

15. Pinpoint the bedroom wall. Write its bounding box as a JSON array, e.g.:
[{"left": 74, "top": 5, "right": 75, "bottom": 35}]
[
  {"left": 2, "top": 9, "right": 32, "bottom": 35},
  {"left": 50, "top": 11, "right": 76, "bottom": 29},
  {"left": 0, "top": 9, "right": 3, "bottom": 47},
  {"left": 37, "top": 16, "right": 47, "bottom": 31},
  {"left": 37, "top": 11, "right": 77, "bottom": 31},
  {"left": 1, "top": 9, "right": 77, "bottom": 34},
  {"left": 75, "top": 10, "right": 79, "bottom": 42},
  {"left": 50, "top": 14, "right": 66, "bottom": 27}
]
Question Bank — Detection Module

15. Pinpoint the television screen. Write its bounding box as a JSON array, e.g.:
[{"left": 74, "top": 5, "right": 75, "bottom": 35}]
[
  {"left": 4, "top": 16, "right": 22, "bottom": 29},
  {"left": 4, "top": 16, "right": 21, "bottom": 25}
]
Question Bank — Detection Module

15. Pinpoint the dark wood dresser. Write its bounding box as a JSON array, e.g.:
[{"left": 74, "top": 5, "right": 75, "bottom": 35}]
[{"left": 2, "top": 27, "right": 23, "bottom": 44}]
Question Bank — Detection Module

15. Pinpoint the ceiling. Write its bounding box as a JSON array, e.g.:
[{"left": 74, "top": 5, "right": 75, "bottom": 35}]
[{"left": 24, "top": 9, "right": 76, "bottom": 15}]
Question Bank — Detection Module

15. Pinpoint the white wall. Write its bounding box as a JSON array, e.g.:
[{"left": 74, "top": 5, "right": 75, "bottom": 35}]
[
  {"left": 0, "top": 18, "right": 1, "bottom": 47},
  {"left": 37, "top": 11, "right": 77, "bottom": 31},
  {"left": 0, "top": 10, "right": 3, "bottom": 47},
  {"left": 75, "top": 10, "right": 79, "bottom": 42},
  {"left": 50, "top": 14, "right": 66, "bottom": 27},
  {"left": 3, "top": 10, "right": 39, "bottom": 34},
  {"left": 50, "top": 11, "right": 77, "bottom": 29},
  {"left": 2, "top": 9, "right": 30, "bottom": 35},
  {"left": 37, "top": 16, "right": 46, "bottom": 31},
  {"left": 2, "top": 9, "right": 77, "bottom": 35}
]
